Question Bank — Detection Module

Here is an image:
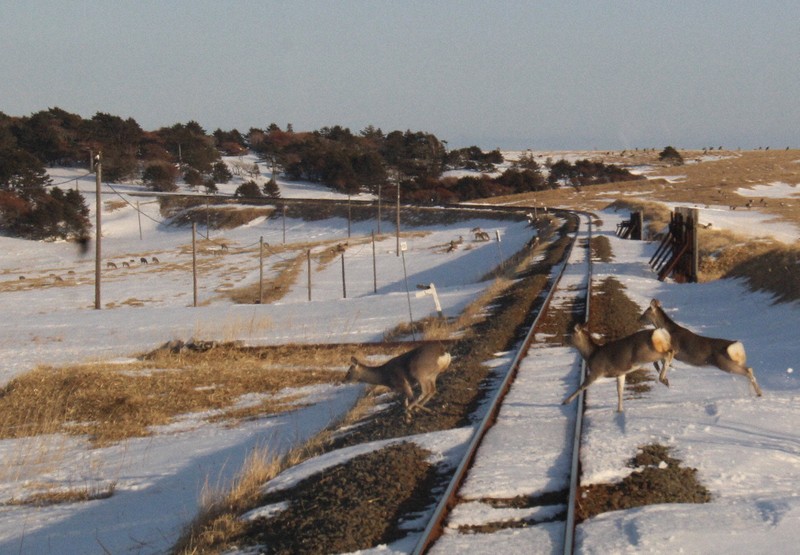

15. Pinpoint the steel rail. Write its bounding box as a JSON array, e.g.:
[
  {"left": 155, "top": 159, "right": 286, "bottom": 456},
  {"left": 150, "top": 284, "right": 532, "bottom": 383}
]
[
  {"left": 563, "top": 212, "right": 593, "bottom": 554},
  {"left": 412, "top": 210, "right": 591, "bottom": 554}
]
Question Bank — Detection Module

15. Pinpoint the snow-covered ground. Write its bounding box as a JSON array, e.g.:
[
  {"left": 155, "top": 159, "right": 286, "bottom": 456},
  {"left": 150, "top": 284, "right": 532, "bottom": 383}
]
[
  {"left": 234, "top": 208, "right": 800, "bottom": 555},
  {"left": 0, "top": 161, "right": 534, "bottom": 554},
  {"left": 0, "top": 155, "right": 798, "bottom": 554}
]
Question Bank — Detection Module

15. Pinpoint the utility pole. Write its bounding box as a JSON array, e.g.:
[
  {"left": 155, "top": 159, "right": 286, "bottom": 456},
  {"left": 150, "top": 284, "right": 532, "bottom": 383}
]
[
  {"left": 259, "top": 236, "right": 264, "bottom": 304},
  {"left": 136, "top": 201, "right": 142, "bottom": 240},
  {"left": 192, "top": 223, "right": 198, "bottom": 307},
  {"left": 94, "top": 153, "right": 102, "bottom": 310},
  {"left": 396, "top": 181, "right": 401, "bottom": 256},
  {"left": 377, "top": 182, "right": 382, "bottom": 234}
]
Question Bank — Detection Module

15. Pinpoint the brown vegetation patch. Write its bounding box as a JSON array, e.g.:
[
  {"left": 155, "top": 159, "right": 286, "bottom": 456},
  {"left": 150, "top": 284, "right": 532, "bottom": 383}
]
[
  {"left": 0, "top": 342, "right": 343, "bottom": 446},
  {"left": 724, "top": 246, "right": 800, "bottom": 303},
  {"left": 588, "top": 277, "right": 645, "bottom": 338},
  {"left": 164, "top": 200, "right": 274, "bottom": 230},
  {"left": 576, "top": 444, "right": 710, "bottom": 522},
  {"left": 226, "top": 251, "right": 306, "bottom": 305},
  {"left": 590, "top": 235, "right": 613, "bottom": 263},
  {"left": 5, "top": 482, "right": 116, "bottom": 507},
  {"left": 226, "top": 442, "right": 439, "bottom": 555},
  {"left": 695, "top": 234, "right": 800, "bottom": 303}
]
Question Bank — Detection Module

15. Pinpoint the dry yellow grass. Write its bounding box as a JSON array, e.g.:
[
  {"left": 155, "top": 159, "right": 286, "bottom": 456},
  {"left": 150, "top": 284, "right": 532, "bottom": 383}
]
[
  {"left": 5, "top": 482, "right": 116, "bottom": 507},
  {"left": 0, "top": 343, "right": 347, "bottom": 446},
  {"left": 173, "top": 391, "right": 381, "bottom": 554}
]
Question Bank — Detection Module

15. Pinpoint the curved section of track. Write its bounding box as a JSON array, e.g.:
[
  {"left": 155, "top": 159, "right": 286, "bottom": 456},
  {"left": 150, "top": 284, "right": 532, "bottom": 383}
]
[{"left": 413, "top": 210, "right": 593, "bottom": 554}]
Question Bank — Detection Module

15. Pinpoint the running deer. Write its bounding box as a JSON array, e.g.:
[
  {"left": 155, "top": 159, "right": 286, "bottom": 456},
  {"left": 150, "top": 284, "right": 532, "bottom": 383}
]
[
  {"left": 563, "top": 323, "right": 674, "bottom": 412},
  {"left": 345, "top": 343, "right": 452, "bottom": 423},
  {"left": 639, "top": 299, "right": 762, "bottom": 396}
]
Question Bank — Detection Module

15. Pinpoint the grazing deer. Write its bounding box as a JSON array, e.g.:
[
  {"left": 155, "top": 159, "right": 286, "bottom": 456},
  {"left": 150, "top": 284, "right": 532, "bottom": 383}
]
[
  {"left": 106, "top": 261, "right": 117, "bottom": 269},
  {"left": 639, "top": 299, "right": 762, "bottom": 396},
  {"left": 470, "top": 227, "right": 490, "bottom": 241},
  {"left": 563, "top": 323, "right": 674, "bottom": 412},
  {"left": 140, "top": 257, "right": 148, "bottom": 264},
  {"left": 345, "top": 343, "right": 452, "bottom": 423}
]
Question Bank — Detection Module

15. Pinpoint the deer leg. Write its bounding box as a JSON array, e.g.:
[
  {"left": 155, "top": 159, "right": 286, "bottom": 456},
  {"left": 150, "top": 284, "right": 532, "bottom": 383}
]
[
  {"left": 713, "top": 355, "right": 763, "bottom": 397},
  {"left": 563, "top": 372, "right": 599, "bottom": 406},
  {"left": 418, "top": 379, "right": 437, "bottom": 408},
  {"left": 657, "top": 350, "right": 674, "bottom": 387},
  {"left": 616, "top": 374, "right": 627, "bottom": 412},
  {"left": 747, "top": 368, "right": 763, "bottom": 397},
  {"left": 400, "top": 380, "right": 416, "bottom": 423},
  {"left": 408, "top": 380, "right": 436, "bottom": 414}
]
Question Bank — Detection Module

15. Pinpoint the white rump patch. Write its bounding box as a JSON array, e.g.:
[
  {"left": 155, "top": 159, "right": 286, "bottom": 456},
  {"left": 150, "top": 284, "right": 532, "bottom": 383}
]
[{"left": 727, "top": 341, "right": 747, "bottom": 364}]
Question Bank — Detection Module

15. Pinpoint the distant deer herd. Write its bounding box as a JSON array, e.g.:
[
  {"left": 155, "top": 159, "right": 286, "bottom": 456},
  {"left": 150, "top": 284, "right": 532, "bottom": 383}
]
[
  {"left": 345, "top": 297, "right": 761, "bottom": 422},
  {"left": 106, "top": 256, "right": 160, "bottom": 269}
]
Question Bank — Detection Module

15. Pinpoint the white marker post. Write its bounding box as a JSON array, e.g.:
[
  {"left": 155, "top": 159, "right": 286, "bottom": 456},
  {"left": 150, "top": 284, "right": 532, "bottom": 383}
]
[{"left": 415, "top": 283, "right": 443, "bottom": 318}]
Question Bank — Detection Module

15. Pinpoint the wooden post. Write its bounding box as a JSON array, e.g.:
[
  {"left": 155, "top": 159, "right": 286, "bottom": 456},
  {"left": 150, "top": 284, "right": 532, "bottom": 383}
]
[
  {"left": 205, "top": 196, "right": 210, "bottom": 239},
  {"left": 377, "top": 182, "right": 382, "bottom": 234},
  {"left": 494, "top": 229, "right": 504, "bottom": 269},
  {"left": 396, "top": 182, "right": 401, "bottom": 256},
  {"left": 282, "top": 204, "right": 287, "bottom": 244},
  {"left": 137, "top": 201, "right": 143, "bottom": 240},
  {"left": 192, "top": 223, "right": 197, "bottom": 307},
  {"left": 341, "top": 252, "right": 346, "bottom": 298},
  {"left": 400, "top": 244, "right": 415, "bottom": 340},
  {"left": 372, "top": 230, "right": 377, "bottom": 293},
  {"left": 690, "top": 208, "right": 699, "bottom": 282},
  {"left": 632, "top": 211, "right": 643, "bottom": 240},
  {"left": 94, "top": 154, "right": 101, "bottom": 310},
  {"left": 259, "top": 236, "right": 264, "bottom": 304},
  {"left": 307, "top": 250, "right": 312, "bottom": 301}
]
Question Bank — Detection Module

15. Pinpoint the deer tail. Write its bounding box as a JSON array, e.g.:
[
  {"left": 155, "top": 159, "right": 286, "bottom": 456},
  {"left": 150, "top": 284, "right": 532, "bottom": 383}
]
[
  {"left": 438, "top": 352, "right": 452, "bottom": 372},
  {"left": 727, "top": 341, "right": 747, "bottom": 365}
]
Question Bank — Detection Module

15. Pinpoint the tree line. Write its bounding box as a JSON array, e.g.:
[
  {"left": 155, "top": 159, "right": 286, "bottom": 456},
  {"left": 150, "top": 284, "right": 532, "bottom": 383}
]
[{"left": 0, "top": 107, "right": 644, "bottom": 240}]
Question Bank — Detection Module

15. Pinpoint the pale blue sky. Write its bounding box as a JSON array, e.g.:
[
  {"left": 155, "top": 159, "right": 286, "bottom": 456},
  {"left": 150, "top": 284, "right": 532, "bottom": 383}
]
[{"left": 2, "top": 1, "right": 798, "bottom": 150}]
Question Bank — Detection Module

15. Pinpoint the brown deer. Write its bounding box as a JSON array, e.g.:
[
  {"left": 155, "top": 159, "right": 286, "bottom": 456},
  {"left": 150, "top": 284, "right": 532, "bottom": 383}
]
[
  {"left": 563, "top": 323, "right": 674, "bottom": 412},
  {"left": 639, "top": 299, "right": 762, "bottom": 396},
  {"left": 345, "top": 343, "right": 452, "bottom": 423}
]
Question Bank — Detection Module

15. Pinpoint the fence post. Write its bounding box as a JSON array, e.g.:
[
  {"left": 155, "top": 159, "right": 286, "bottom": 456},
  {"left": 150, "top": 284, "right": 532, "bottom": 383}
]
[
  {"left": 341, "top": 252, "right": 347, "bottom": 298},
  {"left": 400, "top": 242, "right": 416, "bottom": 340},
  {"left": 192, "top": 222, "right": 197, "bottom": 307},
  {"left": 494, "top": 229, "right": 504, "bottom": 270},
  {"left": 372, "top": 230, "right": 377, "bottom": 293},
  {"left": 282, "top": 205, "right": 287, "bottom": 244},
  {"left": 94, "top": 154, "right": 101, "bottom": 310},
  {"left": 137, "top": 201, "right": 143, "bottom": 240},
  {"left": 690, "top": 208, "right": 699, "bottom": 282},
  {"left": 632, "top": 211, "right": 643, "bottom": 240},
  {"left": 259, "top": 236, "right": 264, "bottom": 304}
]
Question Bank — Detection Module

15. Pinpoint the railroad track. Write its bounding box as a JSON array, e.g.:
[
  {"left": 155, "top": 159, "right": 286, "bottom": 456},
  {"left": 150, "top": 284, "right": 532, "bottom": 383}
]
[{"left": 413, "top": 210, "right": 594, "bottom": 554}]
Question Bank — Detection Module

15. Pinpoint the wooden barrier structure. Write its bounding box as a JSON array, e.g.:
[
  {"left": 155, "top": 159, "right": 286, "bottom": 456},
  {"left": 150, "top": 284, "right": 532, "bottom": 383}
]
[
  {"left": 616, "top": 211, "right": 643, "bottom": 240},
  {"left": 649, "top": 207, "right": 698, "bottom": 282}
]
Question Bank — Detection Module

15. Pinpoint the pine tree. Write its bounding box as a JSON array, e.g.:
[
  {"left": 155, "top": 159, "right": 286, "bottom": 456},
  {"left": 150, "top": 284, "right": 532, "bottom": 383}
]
[{"left": 263, "top": 178, "right": 280, "bottom": 198}]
